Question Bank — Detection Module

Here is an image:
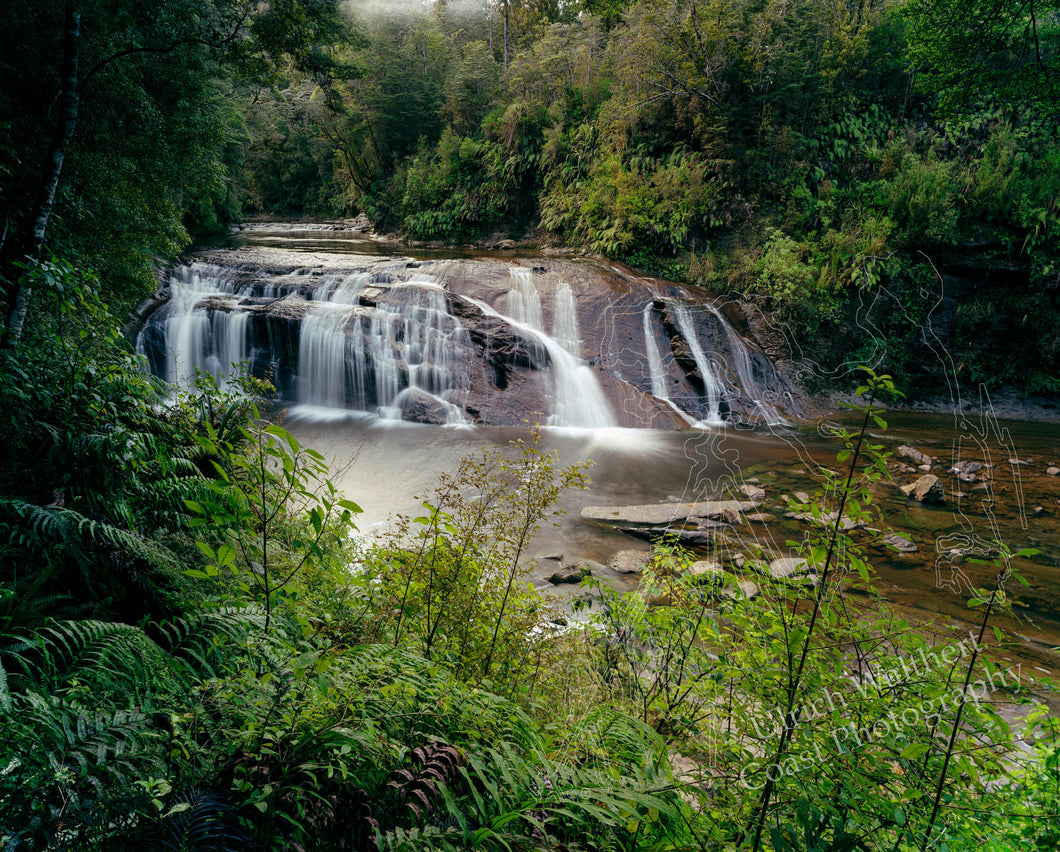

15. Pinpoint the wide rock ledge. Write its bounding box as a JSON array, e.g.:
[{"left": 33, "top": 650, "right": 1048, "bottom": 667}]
[{"left": 581, "top": 500, "right": 759, "bottom": 526}]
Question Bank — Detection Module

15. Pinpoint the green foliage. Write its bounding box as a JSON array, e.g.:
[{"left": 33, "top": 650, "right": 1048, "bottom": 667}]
[
  {"left": 370, "top": 431, "right": 590, "bottom": 694},
  {"left": 0, "top": 0, "right": 350, "bottom": 310},
  {"left": 0, "top": 260, "right": 207, "bottom": 628},
  {"left": 584, "top": 370, "right": 1048, "bottom": 849},
  {"left": 903, "top": 0, "right": 1060, "bottom": 118}
]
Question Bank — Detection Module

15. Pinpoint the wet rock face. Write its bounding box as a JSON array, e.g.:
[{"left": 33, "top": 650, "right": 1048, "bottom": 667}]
[{"left": 136, "top": 249, "right": 807, "bottom": 428}]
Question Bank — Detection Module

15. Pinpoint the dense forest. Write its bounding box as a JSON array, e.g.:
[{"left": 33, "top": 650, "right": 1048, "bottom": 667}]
[{"left": 1, "top": 1, "right": 1059, "bottom": 849}]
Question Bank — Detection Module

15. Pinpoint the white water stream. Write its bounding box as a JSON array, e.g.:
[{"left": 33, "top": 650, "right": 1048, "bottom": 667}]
[{"left": 671, "top": 304, "right": 725, "bottom": 426}]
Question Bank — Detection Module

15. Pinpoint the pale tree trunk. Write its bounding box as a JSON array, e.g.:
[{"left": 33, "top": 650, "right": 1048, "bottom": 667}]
[
  {"left": 503, "top": 0, "right": 509, "bottom": 70},
  {"left": 487, "top": 0, "right": 494, "bottom": 58},
  {"left": 3, "top": 1, "right": 80, "bottom": 348}
]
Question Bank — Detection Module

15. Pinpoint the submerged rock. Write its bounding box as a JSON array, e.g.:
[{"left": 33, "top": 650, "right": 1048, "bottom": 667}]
[
  {"left": 883, "top": 533, "right": 919, "bottom": 553},
  {"left": 581, "top": 500, "right": 759, "bottom": 526},
  {"left": 897, "top": 445, "right": 932, "bottom": 467}
]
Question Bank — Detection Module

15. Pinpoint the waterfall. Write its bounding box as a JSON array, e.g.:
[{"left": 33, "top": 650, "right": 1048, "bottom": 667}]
[
  {"left": 552, "top": 281, "right": 581, "bottom": 357},
  {"left": 487, "top": 271, "right": 616, "bottom": 428},
  {"left": 298, "top": 273, "right": 370, "bottom": 409},
  {"left": 508, "top": 268, "right": 544, "bottom": 330},
  {"left": 705, "top": 304, "right": 785, "bottom": 425},
  {"left": 641, "top": 305, "right": 698, "bottom": 427},
  {"left": 642, "top": 306, "right": 668, "bottom": 400},
  {"left": 298, "top": 304, "right": 362, "bottom": 409},
  {"left": 296, "top": 274, "right": 471, "bottom": 423},
  {"left": 137, "top": 251, "right": 800, "bottom": 429},
  {"left": 671, "top": 304, "right": 725, "bottom": 425},
  {"left": 158, "top": 263, "right": 247, "bottom": 388}
]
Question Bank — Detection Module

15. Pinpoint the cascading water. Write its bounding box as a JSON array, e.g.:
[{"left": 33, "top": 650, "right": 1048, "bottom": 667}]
[
  {"left": 135, "top": 248, "right": 800, "bottom": 429},
  {"left": 297, "top": 272, "right": 369, "bottom": 410},
  {"left": 642, "top": 305, "right": 697, "bottom": 427},
  {"left": 370, "top": 279, "right": 471, "bottom": 424},
  {"left": 704, "top": 304, "right": 785, "bottom": 425},
  {"left": 296, "top": 272, "right": 471, "bottom": 424},
  {"left": 489, "top": 270, "right": 616, "bottom": 428},
  {"left": 642, "top": 306, "right": 668, "bottom": 400},
  {"left": 508, "top": 268, "right": 544, "bottom": 330},
  {"left": 154, "top": 263, "right": 247, "bottom": 388},
  {"left": 552, "top": 281, "right": 581, "bottom": 357},
  {"left": 671, "top": 304, "right": 725, "bottom": 425}
]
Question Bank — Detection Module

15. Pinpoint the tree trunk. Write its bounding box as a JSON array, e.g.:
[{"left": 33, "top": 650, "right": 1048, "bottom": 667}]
[
  {"left": 2, "top": 1, "right": 80, "bottom": 349},
  {"left": 503, "top": 0, "right": 510, "bottom": 70},
  {"left": 488, "top": 0, "right": 494, "bottom": 59}
]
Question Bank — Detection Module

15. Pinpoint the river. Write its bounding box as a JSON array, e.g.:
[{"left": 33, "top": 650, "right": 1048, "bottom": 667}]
[{"left": 150, "top": 222, "right": 1060, "bottom": 708}]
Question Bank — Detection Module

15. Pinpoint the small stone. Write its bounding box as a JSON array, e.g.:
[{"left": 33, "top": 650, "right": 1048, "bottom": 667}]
[
  {"left": 1009, "top": 458, "right": 1030, "bottom": 466},
  {"left": 1033, "top": 506, "right": 1046, "bottom": 516},
  {"left": 738, "top": 483, "right": 767, "bottom": 501},
  {"left": 689, "top": 560, "right": 724, "bottom": 580},
  {"left": 769, "top": 557, "right": 812, "bottom": 579},
  {"left": 951, "top": 460, "right": 984, "bottom": 476},
  {"left": 918, "top": 464, "right": 932, "bottom": 472},
  {"left": 723, "top": 578, "right": 759, "bottom": 600},
  {"left": 1047, "top": 467, "right": 1059, "bottom": 476},
  {"left": 744, "top": 512, "right": 777, "bottom": 523}
]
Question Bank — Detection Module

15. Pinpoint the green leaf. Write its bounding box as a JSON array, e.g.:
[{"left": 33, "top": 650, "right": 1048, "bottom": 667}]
[{"left": 900, "top": 742, "right": 929, "bottom": 760}]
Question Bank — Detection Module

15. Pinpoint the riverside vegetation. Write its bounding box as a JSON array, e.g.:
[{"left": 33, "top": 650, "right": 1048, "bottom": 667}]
[{"left": 0, "top": 270, "right": 1057, "bottom": 849}]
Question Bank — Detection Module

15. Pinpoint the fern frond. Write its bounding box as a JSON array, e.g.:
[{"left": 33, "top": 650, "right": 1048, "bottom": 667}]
[
  {"left": 155, "top": 788, "right": 250, "bottom": 852},
  {"left": 4, "top": 619, "right": 176, "bottom": 698},
  {"left": 0, "top": 497, "right": 176, "bottom": 570}
]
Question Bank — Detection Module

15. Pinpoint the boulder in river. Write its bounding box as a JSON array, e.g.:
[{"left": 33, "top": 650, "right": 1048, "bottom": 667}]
[
  {"left": 398, "top": 388, "right": 453, "bottom": 425},
  {"left": 547, "top": 560, "right": 595, "bottom": 584},
  {"left": 900, "top": 474, "right": 945, "bottom": 505},
  {"left": 610, "top": 550, "right": 650, "bottom": 574}
]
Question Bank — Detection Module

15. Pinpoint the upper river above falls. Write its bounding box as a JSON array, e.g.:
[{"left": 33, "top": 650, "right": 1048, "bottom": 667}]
[{"left": 135, "top": 222, "right": 1060, "bottom": 707}]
